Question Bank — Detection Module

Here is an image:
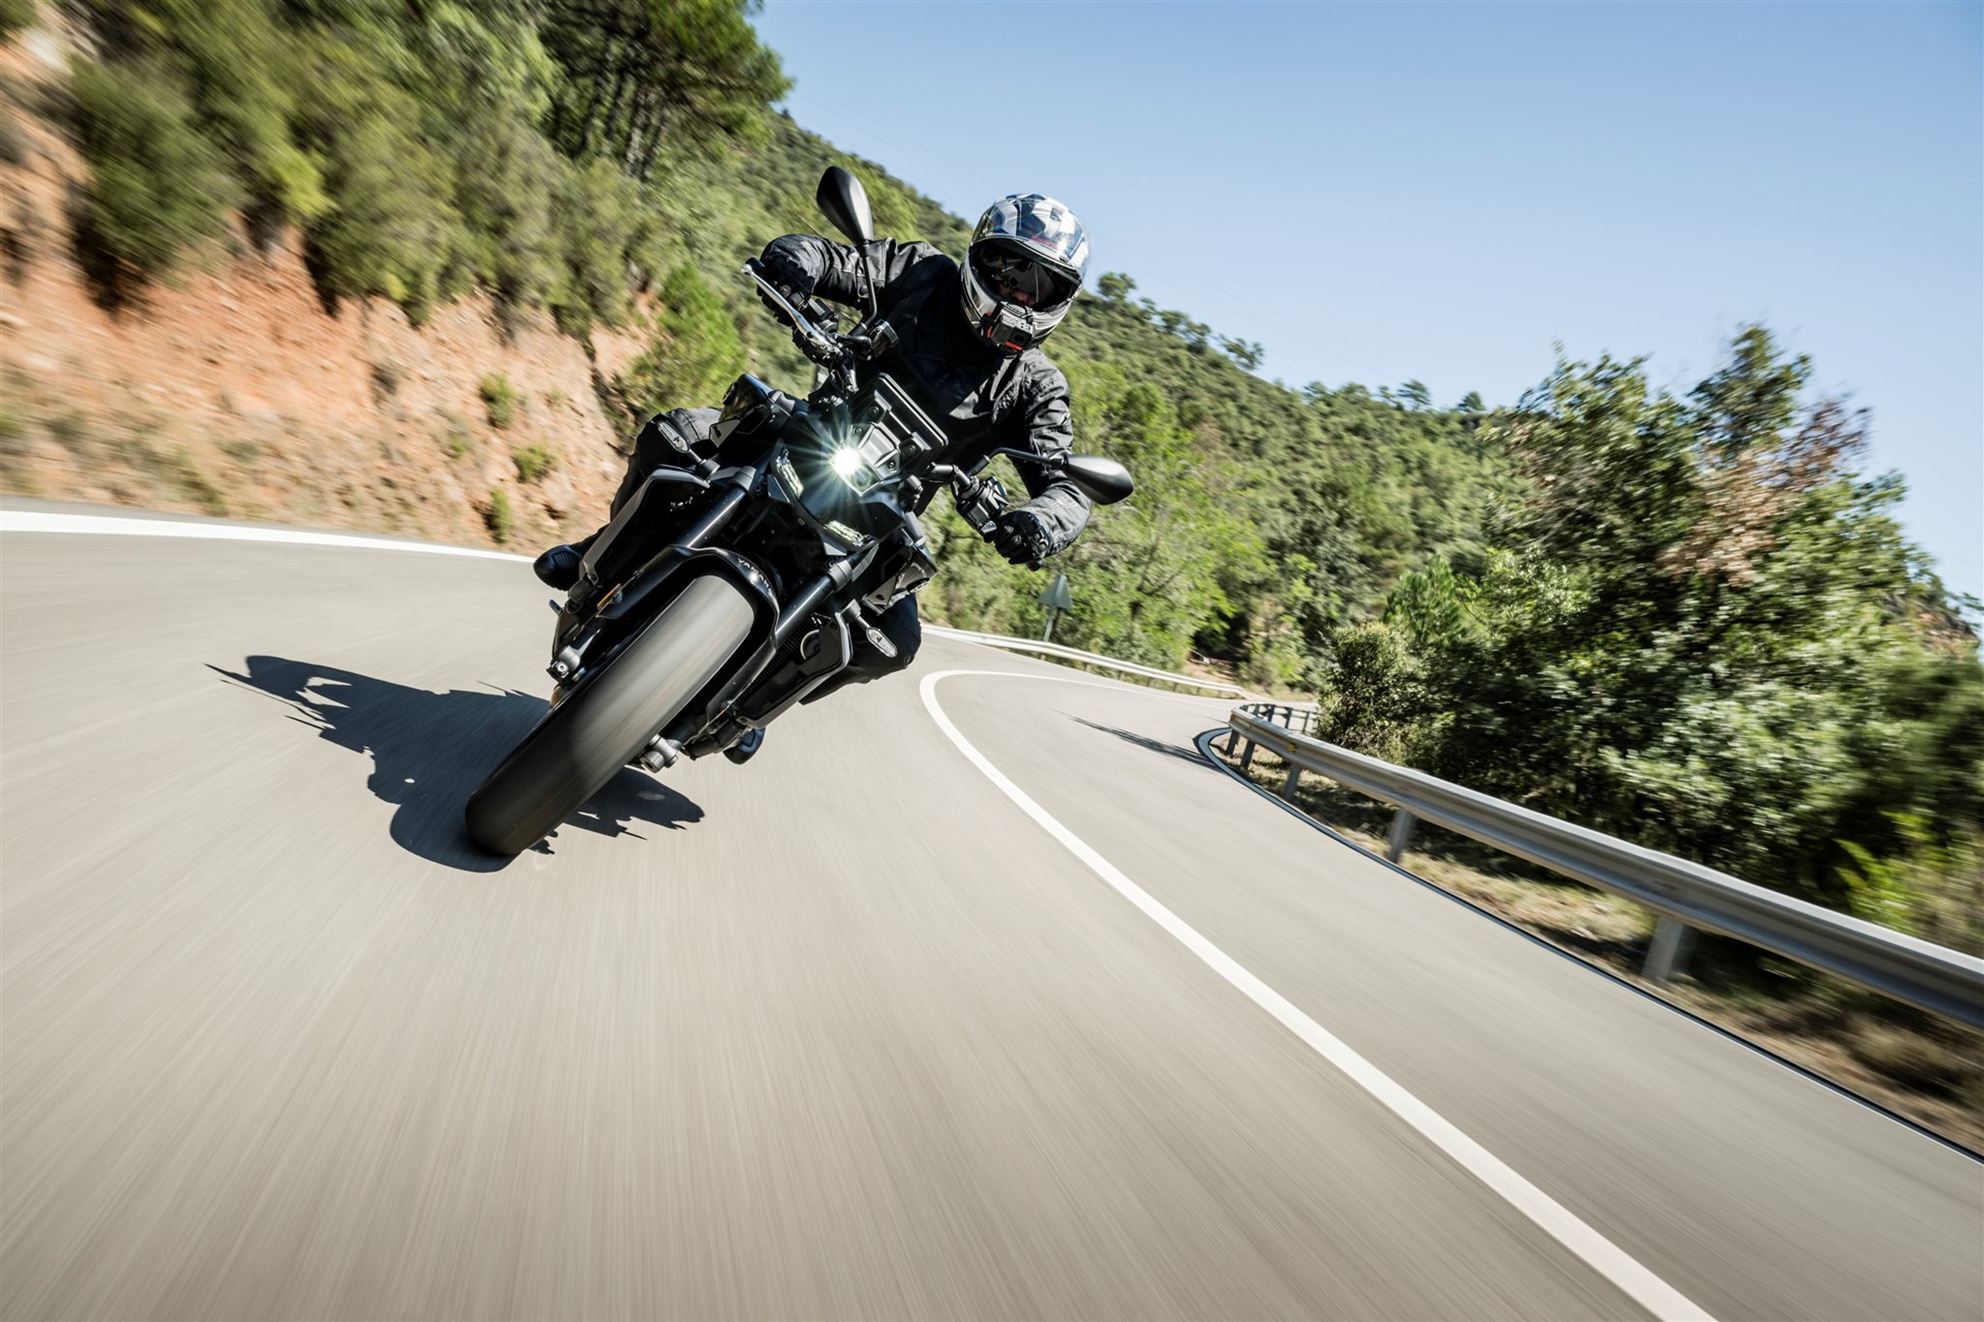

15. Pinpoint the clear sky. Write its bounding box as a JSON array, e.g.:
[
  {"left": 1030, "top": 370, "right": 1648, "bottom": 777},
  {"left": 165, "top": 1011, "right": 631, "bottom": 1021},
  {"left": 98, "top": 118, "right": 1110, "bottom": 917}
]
[{"left": 756, "top": 1, "right": 1982, "bottom": 602}]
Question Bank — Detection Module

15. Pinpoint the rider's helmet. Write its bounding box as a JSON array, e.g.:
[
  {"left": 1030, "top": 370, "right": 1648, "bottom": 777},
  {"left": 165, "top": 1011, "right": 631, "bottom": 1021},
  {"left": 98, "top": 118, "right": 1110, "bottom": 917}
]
[{"left": 960, "top": 194, "right": 1090, "bottom": 352}]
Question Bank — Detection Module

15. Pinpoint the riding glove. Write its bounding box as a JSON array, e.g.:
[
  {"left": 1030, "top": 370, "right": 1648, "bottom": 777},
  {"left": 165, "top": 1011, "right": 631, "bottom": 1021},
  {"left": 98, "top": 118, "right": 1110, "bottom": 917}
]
[{"left": 990, "top": 508, "right": 1051, "bottom": 566}]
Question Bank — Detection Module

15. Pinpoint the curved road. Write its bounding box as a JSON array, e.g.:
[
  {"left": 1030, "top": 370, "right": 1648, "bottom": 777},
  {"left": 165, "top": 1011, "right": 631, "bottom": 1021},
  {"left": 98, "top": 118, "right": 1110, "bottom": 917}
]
[{"left": 2, "top": 505, "right": 1978, "bottom": 1320}]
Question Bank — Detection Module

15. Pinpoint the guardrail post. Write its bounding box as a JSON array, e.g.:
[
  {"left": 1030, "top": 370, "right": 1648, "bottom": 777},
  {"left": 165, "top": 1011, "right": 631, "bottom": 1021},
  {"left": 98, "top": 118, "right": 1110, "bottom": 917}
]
[
  {"left": 1281, "top": 763, "right": 1301, "bottom": 795},
  {"left": 1643, "top": 917, "right": 1695, "bottom": 984},
  {"left": 1239, "top": 739, "right": 1257, "bottom": 772},
  {"left": 1385, "top": 809, "right": 1416, "bottom": 864}
]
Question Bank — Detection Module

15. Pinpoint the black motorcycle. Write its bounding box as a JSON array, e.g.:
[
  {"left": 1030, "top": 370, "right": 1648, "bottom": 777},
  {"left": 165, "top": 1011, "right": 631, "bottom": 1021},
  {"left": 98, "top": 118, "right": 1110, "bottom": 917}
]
[{"left": 464, "top": 167, "right": 1133, "bottom": 856}]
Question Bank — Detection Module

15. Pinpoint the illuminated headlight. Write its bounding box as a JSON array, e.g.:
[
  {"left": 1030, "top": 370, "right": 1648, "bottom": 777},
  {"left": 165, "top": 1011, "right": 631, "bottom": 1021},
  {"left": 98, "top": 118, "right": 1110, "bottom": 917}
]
[{"left": 830, "top": 447, "right": 866, "bottom": 486}]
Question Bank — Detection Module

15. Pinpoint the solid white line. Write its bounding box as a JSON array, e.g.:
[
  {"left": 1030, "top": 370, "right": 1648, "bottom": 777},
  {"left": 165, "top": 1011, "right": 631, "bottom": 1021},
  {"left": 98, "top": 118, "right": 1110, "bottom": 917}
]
[
  {"left": 8, "top": 508, "right": 1704, "bottom": 1313},
  {"left": 920, "top": 667, "right": 1712, "bottom": 1322},
  {"left": 0, "top": 510, "right": 531, "bottom": 562}
]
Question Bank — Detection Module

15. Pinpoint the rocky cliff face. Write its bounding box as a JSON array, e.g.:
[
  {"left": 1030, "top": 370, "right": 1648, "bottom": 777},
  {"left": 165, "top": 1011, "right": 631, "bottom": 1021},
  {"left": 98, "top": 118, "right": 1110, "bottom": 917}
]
[{"left": 1, "top": 31, "right": 648, "bottom": 551}]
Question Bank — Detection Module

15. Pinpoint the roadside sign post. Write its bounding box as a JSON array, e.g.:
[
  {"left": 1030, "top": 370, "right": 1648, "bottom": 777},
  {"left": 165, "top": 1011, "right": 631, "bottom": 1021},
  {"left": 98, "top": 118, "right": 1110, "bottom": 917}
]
[{"left": 1039, "top": 572, "right": 1073, "bottom": 642}]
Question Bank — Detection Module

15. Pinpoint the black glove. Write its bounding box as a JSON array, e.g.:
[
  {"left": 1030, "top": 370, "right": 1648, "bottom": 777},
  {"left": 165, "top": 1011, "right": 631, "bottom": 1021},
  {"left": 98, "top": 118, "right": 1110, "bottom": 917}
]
[
  {"left": 755, "top": 249, "right": 816, "bottom": 325},
  {"left": 755, "top": 279, "right": 810, "bottom": 326},
  {"left": 989, "top": 508, "right": 1050, "bottom": 566}
]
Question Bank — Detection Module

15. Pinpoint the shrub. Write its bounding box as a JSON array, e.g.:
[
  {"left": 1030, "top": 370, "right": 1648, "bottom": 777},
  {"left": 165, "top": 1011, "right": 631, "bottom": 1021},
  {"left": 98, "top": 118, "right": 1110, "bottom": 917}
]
[
  {"left": 1316, "top": 622, "right": 1434, "bottom": 766},
  {"left": 218, "top": 437, "right": 261, "bottom": 467},
  {"left": 483, "top": 488, "right": 514, "bottom": 543},
  {"left": 512, "top": 441, "right": 556, "bottom": 482},
  {"left": 479, "top": 373, "right": 519, "bottom": 429},
  {"left": 68, "top": 57, "right": 241, "bottom": 284},
  {"left": 619, "top": 263, "right": 744, "bottom": 416},
  {"left": 0, "top": 0, "right": 36, "bottom": 37},
  {"left": 290, "top": 33, "right": 460, "bottom": 320},
  {"left": 87, "top": 0, "right": 327, "bottom": 235},
  {"left": 546, "top": 156, "right": 659, "bottom": 334},
  {"left": 0, "top": 108, "right": 24, "bottom": 167},
  {"left": 1846, "top": 1018, "right": 1981, "bottom": 1098}
]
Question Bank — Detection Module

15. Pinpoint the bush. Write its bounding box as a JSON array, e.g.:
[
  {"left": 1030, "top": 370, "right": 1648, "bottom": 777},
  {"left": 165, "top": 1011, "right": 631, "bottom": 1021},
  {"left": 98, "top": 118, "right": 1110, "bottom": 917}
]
[
  {"left": 1846, "top": 1017, "right": 1981, "bottom": 1098},
  {"left": 546, "top": 156, "right": 658, "bottom": 333},
  {"left": 512, "top": 442, "right": 556, "bottom": 482},
  {"left": 483, "top": 488, "right": 514, "bottom": 543},
  {"left": 290, "top": 34, "right": 460, "bottom": 320},
  {"left": 68, "top": 57, "right": 241, "bottom": 283},
  {"left": 479, "top": 373, "right": 519, "bottom": 429},
  {"left": 0, "top": 0, "right": 36, "bottom": 38},
  {"left": 87, "top": 0, "right": 327, "bottom": 235},
  {"left": 619, "top": 263, "right": 745, "bottom": 417},
  {"left": 1317, "top": 622, "right": 1434, "bottom": 765}
]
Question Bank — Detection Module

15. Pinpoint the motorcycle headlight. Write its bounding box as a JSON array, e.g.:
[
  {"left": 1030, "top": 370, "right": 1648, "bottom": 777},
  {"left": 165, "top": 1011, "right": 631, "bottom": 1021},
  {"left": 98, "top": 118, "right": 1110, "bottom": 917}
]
[
  {"left": 822, "top": 420, "right": 901, "bottom": 494},
  {"left": 830, "top": 447, "right": 867, "bottom": 487}
]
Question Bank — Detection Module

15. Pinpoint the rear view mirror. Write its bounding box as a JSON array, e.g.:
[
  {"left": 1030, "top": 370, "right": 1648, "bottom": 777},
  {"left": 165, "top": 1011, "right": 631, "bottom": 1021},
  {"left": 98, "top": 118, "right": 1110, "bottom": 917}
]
[
  {"left": 817, "top": 167, "right": 875, "bottom": 245},
  {"left": 1063, "top": 455, "right": 1134, "bottom": 505}
]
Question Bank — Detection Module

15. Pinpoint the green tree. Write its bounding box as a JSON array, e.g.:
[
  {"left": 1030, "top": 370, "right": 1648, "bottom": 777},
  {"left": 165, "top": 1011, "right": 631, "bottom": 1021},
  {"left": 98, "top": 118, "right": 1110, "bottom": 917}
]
[
  {"left": 1325, "top": 328, "right": 1982, "bottom": 927},
  {"left": 541, "top": 0, "right": 789, "bottom": 177},
  {"left": 1096, "top": 271, "right": 1135, "bottom": 302}
]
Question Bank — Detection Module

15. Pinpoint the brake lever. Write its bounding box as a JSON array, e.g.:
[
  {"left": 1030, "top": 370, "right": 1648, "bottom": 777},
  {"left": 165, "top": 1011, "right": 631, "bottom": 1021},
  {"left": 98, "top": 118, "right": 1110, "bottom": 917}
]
[{"left": 742, "top": 261, "right": 839, "bottom": 362}]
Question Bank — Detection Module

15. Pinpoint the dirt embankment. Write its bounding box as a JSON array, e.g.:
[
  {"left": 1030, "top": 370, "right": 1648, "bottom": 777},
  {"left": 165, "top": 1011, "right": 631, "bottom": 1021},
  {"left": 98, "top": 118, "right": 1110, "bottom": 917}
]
[{"left": 1, "top": 33, "right": 649, "bottom": 551}]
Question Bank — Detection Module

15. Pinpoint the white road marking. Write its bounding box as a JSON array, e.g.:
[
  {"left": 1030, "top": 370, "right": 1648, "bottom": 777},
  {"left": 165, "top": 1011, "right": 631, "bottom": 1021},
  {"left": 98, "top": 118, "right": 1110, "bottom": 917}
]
[
  {"left": 4, "top": 508, "right": 1706, "bottom": 1316},
  {"left": 921, "top": 667, "right": 1712, "bottom": 1322},
  {"left": 0, "top": 510, "right": 530, "bottom": 562}
]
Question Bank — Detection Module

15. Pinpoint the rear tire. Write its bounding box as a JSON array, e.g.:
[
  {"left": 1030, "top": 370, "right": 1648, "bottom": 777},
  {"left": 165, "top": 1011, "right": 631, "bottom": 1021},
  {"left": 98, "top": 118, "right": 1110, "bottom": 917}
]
[{"left": 465, "top": 574, "right": 755, "bottom": 856}]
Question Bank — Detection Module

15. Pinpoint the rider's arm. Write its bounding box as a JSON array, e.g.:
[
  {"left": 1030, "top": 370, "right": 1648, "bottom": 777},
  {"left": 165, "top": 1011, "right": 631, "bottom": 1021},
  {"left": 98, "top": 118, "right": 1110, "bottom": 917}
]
[
  {"left": 1004, "top": 366, "right": 1092, "bottom": 556},
  {"left": 759, "top": 235, "right": 941, "bottom": 310}
]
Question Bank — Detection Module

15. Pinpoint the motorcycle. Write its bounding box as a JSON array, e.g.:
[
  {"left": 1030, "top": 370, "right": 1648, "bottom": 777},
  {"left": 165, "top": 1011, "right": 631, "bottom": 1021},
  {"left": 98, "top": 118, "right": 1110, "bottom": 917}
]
[{"left": 464, "top": 166, "right": 1134, "bottom": 856}]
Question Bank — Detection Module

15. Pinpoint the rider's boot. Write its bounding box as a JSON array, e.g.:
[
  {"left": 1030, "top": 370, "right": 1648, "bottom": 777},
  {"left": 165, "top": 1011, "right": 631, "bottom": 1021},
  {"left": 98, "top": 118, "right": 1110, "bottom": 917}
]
[
  {"left": 533, "top": 532, "right": 598, "bottom": 591},
  {"left": 723, "top": 726, "right": 766, "bottom": 765}
]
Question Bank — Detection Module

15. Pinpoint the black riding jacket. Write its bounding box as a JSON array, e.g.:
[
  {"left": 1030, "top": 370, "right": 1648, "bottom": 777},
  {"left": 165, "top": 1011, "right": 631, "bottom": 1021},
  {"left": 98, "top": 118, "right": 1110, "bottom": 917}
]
[{"left": 760, "top": 234, "right": 1091, "bottom": 554}]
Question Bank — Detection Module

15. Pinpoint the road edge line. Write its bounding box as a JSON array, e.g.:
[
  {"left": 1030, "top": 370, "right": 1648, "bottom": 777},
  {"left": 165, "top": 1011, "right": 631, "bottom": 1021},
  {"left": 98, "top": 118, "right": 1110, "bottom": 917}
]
[
  {"left": 0, "top": 509, "right": 531, "bottom": 562},
  {"left": 920, "top": 667, "right": 1711, "bottom": 1322}
]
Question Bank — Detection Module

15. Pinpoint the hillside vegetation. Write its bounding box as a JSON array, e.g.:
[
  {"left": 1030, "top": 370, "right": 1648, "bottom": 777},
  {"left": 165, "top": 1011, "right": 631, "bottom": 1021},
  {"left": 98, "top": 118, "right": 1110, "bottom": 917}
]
[{"left": 3, "top": 0, "right": 1979, "bottom": 979}]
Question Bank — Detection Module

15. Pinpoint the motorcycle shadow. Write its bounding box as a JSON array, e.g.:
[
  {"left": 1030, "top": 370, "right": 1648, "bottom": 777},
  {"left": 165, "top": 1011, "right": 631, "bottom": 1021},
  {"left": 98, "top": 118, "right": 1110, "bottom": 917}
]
[{"left": 210, "top": 656, "right": 705, "bottom": 872}]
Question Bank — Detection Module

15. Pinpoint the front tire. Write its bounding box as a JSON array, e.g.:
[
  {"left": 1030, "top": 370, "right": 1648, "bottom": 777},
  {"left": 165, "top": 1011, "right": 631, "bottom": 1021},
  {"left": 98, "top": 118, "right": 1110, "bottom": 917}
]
[{"left": 465, "top": 574, "right": 755, "bottom": 856}]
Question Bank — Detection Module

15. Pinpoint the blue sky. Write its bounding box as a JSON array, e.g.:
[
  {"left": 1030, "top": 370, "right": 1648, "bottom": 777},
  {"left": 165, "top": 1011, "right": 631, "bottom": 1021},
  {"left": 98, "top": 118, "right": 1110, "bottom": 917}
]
[{"left": 757, "top": 1, "right": 1983, "bottom": 601}]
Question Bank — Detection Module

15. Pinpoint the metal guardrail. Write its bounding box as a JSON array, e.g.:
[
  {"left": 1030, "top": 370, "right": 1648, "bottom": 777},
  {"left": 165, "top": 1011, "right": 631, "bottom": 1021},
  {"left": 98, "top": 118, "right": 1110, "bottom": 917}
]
[
  {"left": 926, "top": 625, "right": 1274, "bottom": 700},
  {"left": 1222, "top": 703, "right": 1984, "bottom": 1030}
]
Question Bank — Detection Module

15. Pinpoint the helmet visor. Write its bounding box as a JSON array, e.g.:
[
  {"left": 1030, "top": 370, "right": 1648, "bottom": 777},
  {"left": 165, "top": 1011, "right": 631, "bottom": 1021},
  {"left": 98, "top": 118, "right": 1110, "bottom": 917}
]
[{"left": 971, "top": 241, "right": 1080, "bottom": 310}]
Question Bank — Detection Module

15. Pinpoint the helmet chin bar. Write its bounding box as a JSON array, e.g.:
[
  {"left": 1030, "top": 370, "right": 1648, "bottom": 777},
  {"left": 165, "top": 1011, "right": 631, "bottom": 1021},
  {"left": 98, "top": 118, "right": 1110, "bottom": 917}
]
[{"left": 959, "top": 245, "right": 1070, "bottom": 352}]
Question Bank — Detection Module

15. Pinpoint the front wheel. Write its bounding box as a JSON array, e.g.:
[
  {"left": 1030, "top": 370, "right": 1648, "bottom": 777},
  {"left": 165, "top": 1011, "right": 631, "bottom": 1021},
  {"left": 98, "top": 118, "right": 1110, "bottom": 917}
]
[{"left": 465, "top": 574, "right": 755, "bottom": 856}]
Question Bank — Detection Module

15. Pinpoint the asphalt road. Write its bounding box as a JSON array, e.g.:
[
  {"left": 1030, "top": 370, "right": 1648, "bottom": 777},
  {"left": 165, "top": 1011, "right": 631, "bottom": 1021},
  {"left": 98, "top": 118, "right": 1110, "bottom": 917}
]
[{"left": 2, "top": 505, "right": 1978, "bottom": 1320}]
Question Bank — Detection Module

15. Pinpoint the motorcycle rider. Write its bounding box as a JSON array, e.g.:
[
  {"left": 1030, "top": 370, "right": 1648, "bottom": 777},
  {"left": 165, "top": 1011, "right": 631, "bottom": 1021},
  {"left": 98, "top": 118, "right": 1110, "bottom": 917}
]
[{"left": 532, "top": 193, "right": 1095, "bottom": 742}]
